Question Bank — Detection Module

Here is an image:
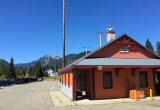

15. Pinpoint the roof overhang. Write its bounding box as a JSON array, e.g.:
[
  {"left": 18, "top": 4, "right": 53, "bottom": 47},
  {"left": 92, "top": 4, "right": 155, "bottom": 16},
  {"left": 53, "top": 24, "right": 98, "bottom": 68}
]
[{"left": 59, "top": 65, "right": 160, "bottom": 73}]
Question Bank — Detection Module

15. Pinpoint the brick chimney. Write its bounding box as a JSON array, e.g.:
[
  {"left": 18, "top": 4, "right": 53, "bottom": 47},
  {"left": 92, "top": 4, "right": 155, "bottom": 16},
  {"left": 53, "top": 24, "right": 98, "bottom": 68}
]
[{"left": 106, "top": 25, "right": 115, "bottom": 42}]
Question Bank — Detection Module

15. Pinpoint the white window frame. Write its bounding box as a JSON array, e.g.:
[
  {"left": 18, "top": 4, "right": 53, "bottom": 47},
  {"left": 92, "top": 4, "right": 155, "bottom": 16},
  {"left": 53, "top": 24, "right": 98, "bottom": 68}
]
[{"left": 119, "top": 49, "right": 129, "bottom": 53}]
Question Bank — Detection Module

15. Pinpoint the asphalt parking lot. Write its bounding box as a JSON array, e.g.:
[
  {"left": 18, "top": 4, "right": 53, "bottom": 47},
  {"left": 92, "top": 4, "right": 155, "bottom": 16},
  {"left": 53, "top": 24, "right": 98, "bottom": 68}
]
[{"left": 0, "top": 81, "right": 160, "bottom": 110}]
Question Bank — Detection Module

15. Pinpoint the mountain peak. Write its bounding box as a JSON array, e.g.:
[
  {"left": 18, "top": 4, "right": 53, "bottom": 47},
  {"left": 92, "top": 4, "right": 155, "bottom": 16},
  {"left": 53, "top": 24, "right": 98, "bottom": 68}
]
[
  {"left": 43, "top": 55, "right": 61, "bottom": 60},
  {"left": 44, "top": 55, "right": 54, "bottom": 59}
]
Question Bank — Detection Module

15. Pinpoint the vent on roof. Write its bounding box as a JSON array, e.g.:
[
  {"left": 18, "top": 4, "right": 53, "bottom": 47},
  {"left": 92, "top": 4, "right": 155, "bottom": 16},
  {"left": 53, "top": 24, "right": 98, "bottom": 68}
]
[{"left": 119, "top": 49, "right": 129, "bottom": 53}]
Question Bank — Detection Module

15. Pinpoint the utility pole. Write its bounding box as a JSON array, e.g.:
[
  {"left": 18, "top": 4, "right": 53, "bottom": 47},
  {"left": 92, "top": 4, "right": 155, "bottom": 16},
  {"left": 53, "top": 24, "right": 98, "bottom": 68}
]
[
  {"left": 96, "top": 32, "right": 105, "bottom": 47},
  {"left": 82, "top": 46, "right": 91, "bottom": 55},
  {"left": 62, "top": 0, "right": 70, "bottom": 68},
  {"left": 54, "top": 53, "right": 57, "bottom": 77},
  {"left": 62, "top": 0, "right": 65, "bottom": 68}
]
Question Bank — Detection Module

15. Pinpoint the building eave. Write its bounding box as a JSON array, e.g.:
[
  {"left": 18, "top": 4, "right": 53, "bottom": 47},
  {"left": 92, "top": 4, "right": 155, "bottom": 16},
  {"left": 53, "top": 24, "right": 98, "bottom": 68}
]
[{"left": 59, "top": 65, "right": 160, "bottom": 73}]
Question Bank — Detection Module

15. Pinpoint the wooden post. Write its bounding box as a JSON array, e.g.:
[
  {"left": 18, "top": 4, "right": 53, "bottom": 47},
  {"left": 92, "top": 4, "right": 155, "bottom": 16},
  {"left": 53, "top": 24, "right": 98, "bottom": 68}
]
[{"left": 62, "top": 0, "right": 65, "bottom": 68}]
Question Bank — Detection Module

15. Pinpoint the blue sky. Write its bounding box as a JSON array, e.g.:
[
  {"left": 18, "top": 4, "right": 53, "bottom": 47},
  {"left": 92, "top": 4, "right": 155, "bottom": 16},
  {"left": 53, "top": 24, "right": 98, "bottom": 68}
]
[{"left": 0, "top": 0, "right": 160, "bottom": 64}]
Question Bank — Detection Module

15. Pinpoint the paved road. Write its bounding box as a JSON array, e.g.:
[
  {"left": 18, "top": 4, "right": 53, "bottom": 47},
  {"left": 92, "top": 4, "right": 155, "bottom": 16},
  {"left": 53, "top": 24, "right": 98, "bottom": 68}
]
[
  {"left": 0, "top": 81, "right": 60, "bottom": 110},
  {"left": 0, "top": 81, "right": 160, "bottom": 110}
]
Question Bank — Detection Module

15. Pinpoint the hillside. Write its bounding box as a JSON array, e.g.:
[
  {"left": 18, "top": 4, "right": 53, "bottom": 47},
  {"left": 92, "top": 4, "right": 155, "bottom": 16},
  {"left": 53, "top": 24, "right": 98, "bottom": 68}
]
[
  {"left": 0, "top": 59, "right": 9, "bottom": 66},
  {"left": 54, "top": 51, "right": 91, "bottom": 69},
  {"left": 15, "top": 55, "right": 61, "bottom": 68},
  {"left": 1, "top": 51, "right": 91, "bottom": 69}
]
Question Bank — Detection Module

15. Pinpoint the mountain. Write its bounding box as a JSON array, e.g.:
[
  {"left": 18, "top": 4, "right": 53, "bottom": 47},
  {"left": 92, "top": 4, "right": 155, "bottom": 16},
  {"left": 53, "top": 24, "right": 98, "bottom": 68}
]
[
  {"left": 1, "top": 51, "right": 91, "bottom": 69},
  {"left": 0, "top": 59, "right": 9, "bottom": 66},
  {"left": 15, "top": 55, "right": 61, "bottom": 68},
  {"left": 62, "top": 51, "right": 91, "bottom": 67}
]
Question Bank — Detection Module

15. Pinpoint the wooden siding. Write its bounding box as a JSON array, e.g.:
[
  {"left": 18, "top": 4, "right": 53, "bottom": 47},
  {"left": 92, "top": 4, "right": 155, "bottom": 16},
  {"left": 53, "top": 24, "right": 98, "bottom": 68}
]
[
  {"left": 89, "top": 36, "right": 158, "bottom": 58},
  {"left": 94, "top": 68, "right": 155, "bottom": 99}
]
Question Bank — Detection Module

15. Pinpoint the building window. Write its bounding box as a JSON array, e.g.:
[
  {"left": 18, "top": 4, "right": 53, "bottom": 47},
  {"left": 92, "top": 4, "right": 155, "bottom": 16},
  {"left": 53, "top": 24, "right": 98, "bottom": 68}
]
[
  {"left": 68, "top": 74, "right": 70, "bottom": 88},
  {"left": 103, "top": 71, "right": 113, "bottom": 89},
  {"left": 119, "top": 49, "right": 129, "bottom": 53},
  {"left": 139, "top": 71, "right": 148, "bottom": 87}
]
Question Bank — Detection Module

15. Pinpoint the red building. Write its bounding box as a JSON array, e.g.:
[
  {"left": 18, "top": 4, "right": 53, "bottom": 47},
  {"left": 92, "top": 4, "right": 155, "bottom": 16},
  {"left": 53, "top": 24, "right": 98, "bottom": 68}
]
[{"left": 59, "top": 30, "right": 160, "bottom": 100}]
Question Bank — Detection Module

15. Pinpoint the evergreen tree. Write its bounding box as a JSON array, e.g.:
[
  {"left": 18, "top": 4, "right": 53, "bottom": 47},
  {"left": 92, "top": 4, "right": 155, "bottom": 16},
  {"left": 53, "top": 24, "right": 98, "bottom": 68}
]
[
  {"left": 22, "top": 68, "right": 26, "bottom": 76},
  {"left": 46, "top": 65, "right": 49, "bottom": 69},
  {"left": 50, "top": 64, "right": 54, "bottom": 70},
  {"left": 42, "top": 66, "right": 48, "bottom": 77},
  {"left": 0, "top": 60, "right": 5, "bottom": 77},
  {"left": 34, "top": 61, "right": 43, "bottom": 78},
  {"left": 54, "top": 65, "right": 58, "bottom": 72},
  {"left": 145, "top": 38, "right": 154, "bottom": 52},
  {"left": 15, "top": 70, "right": 20, "bottom": 76},
  {"left": 156, "top": 41, "right": 160, "bottom": 56},
  {"left": 26, "top": 65, "right": 32, "bottom": 77},
  {"left": 6, "top": 57, "right": 16, "bottom": 79}
]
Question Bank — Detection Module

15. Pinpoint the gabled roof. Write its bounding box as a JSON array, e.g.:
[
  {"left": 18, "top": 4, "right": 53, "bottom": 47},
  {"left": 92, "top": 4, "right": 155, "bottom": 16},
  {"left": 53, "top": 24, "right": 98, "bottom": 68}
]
[
  {"left": 76, "top": 58, "right": 160, "bottom": 66},
  {"left": 60, "top": 34, "right": 160, "bottom": 71}
]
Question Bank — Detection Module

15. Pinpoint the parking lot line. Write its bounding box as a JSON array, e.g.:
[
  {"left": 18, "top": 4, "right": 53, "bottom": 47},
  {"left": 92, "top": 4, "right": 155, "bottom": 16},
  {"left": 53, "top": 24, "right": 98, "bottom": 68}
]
[{"left": 50, "top": 86, "right": 54, "bottom": 90}]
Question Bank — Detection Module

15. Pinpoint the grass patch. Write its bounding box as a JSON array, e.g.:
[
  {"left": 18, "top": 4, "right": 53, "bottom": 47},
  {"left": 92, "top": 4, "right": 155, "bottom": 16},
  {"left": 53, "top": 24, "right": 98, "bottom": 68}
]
[
  {"left": 43, "top": 76, "right": 61, "bottom": 81},
  {"left": 0, "top": 74, "right": 6, "bottom": 80}
]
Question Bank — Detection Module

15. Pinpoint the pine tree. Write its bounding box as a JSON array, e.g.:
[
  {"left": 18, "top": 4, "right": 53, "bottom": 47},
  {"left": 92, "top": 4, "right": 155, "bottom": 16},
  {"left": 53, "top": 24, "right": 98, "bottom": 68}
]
[
  {"left": 42, "top": 66, "right": 48, "bottom": 77},
  {"left": 0, "top": 60, "right": 5, "bottom": 77},
  {"left": 50, "top": 64, "right": 54, "bottom": 71},
  {"left": 26, "top": 65, "right": 32, "bottom": 77},
  {"left": 22, "top": 68, "right": 26, "bottom": 76},
  {"left": 145, "top": 38, "right": 154, "bottom": 52},
  {"left": 6, "top": 57, "right": 16, "bottom": 79},
  {"left": 55, "top": 65, "right": 58, "bottom": 72},
  {"left": 34, "top": 61, "right": 43, "bottom": 78},
  {"left": 156, "top": 41, "right": 160, "bottom": 56}
]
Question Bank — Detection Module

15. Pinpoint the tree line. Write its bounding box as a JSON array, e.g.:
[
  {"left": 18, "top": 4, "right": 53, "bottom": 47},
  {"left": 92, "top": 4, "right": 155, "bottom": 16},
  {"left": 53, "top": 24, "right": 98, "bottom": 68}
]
[
  {"left": 145, "top": 38, "right": 160, "bottom": 56},
  {"left": 0, "top": 58, "right": 57, "bottom": 80},
  {"left": 0, "top": 38, "right": 160, "bottom": 80}
]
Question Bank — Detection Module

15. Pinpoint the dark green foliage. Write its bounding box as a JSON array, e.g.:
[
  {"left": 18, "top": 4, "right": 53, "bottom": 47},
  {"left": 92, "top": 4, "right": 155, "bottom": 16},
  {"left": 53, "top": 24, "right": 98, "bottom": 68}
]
[
  {"left": 6, "top": 58, "right": 16, "bottom": 79},
  {"left": 42, "top": 66, "right": 49, "bottom": 77},
  {"left": 54, "top": 65, "right": 58, "bottom": 72},
  {"left": 33, "top": 61, "right": 43, "bottom": 78},
  {"left": 50, "top": 64, "right": 54, "bottom": 70},
  {"left": 50, "top": 63, "right": 58, "bottom": 72},
  {"left": 26, "top": 65, "right": 33, "bottom": 77},
  {"left": 0, "top": 60, "right": 5, "bottom": 77},
  {"left": 145, "top": 38, "right": 154, "bottom": 52},
  {"left": 22, "top": 68, "right": 26, "bottom": 76},
  {"left": 0, "top": 59, "right": 27, "bottom": 80},
  {"left": 0, "top": 51, "right": 91, "bottom": 80},
  {"left": 64, "top": 51, "right": 91, "bottom": 67},
  {"left": 156, "top": 41, "right": 160, "bottom": 56}
]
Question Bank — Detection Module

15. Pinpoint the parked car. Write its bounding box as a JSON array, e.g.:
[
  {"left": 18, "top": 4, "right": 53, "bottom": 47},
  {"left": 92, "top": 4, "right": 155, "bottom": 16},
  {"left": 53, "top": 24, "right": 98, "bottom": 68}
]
[
  {"left": 0, "top": 81, "right": 1, "bottom": 87},
  {"left": 0, "top": 80, "right": 12, "bottom": 86},
  {"left": 31, "top": 78, "right": 38, "bottom": 82},
  {"left": 38, "top": 78, "right": 43, "bottom": 81},
  {"left": 28, "top": 78, "right": 33, "bottom": 82},
  {"left": 10, "top": 78, "right": 20, "bottom": 84},
  {"left": 23, "top": 78, "right": 29, "bottom": 83},
  {"left": 10, "top": 78, "right": 24, "bottom": 84},
  {"left": 19, "top": 78, "right": 25, "bottom": 84}
]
